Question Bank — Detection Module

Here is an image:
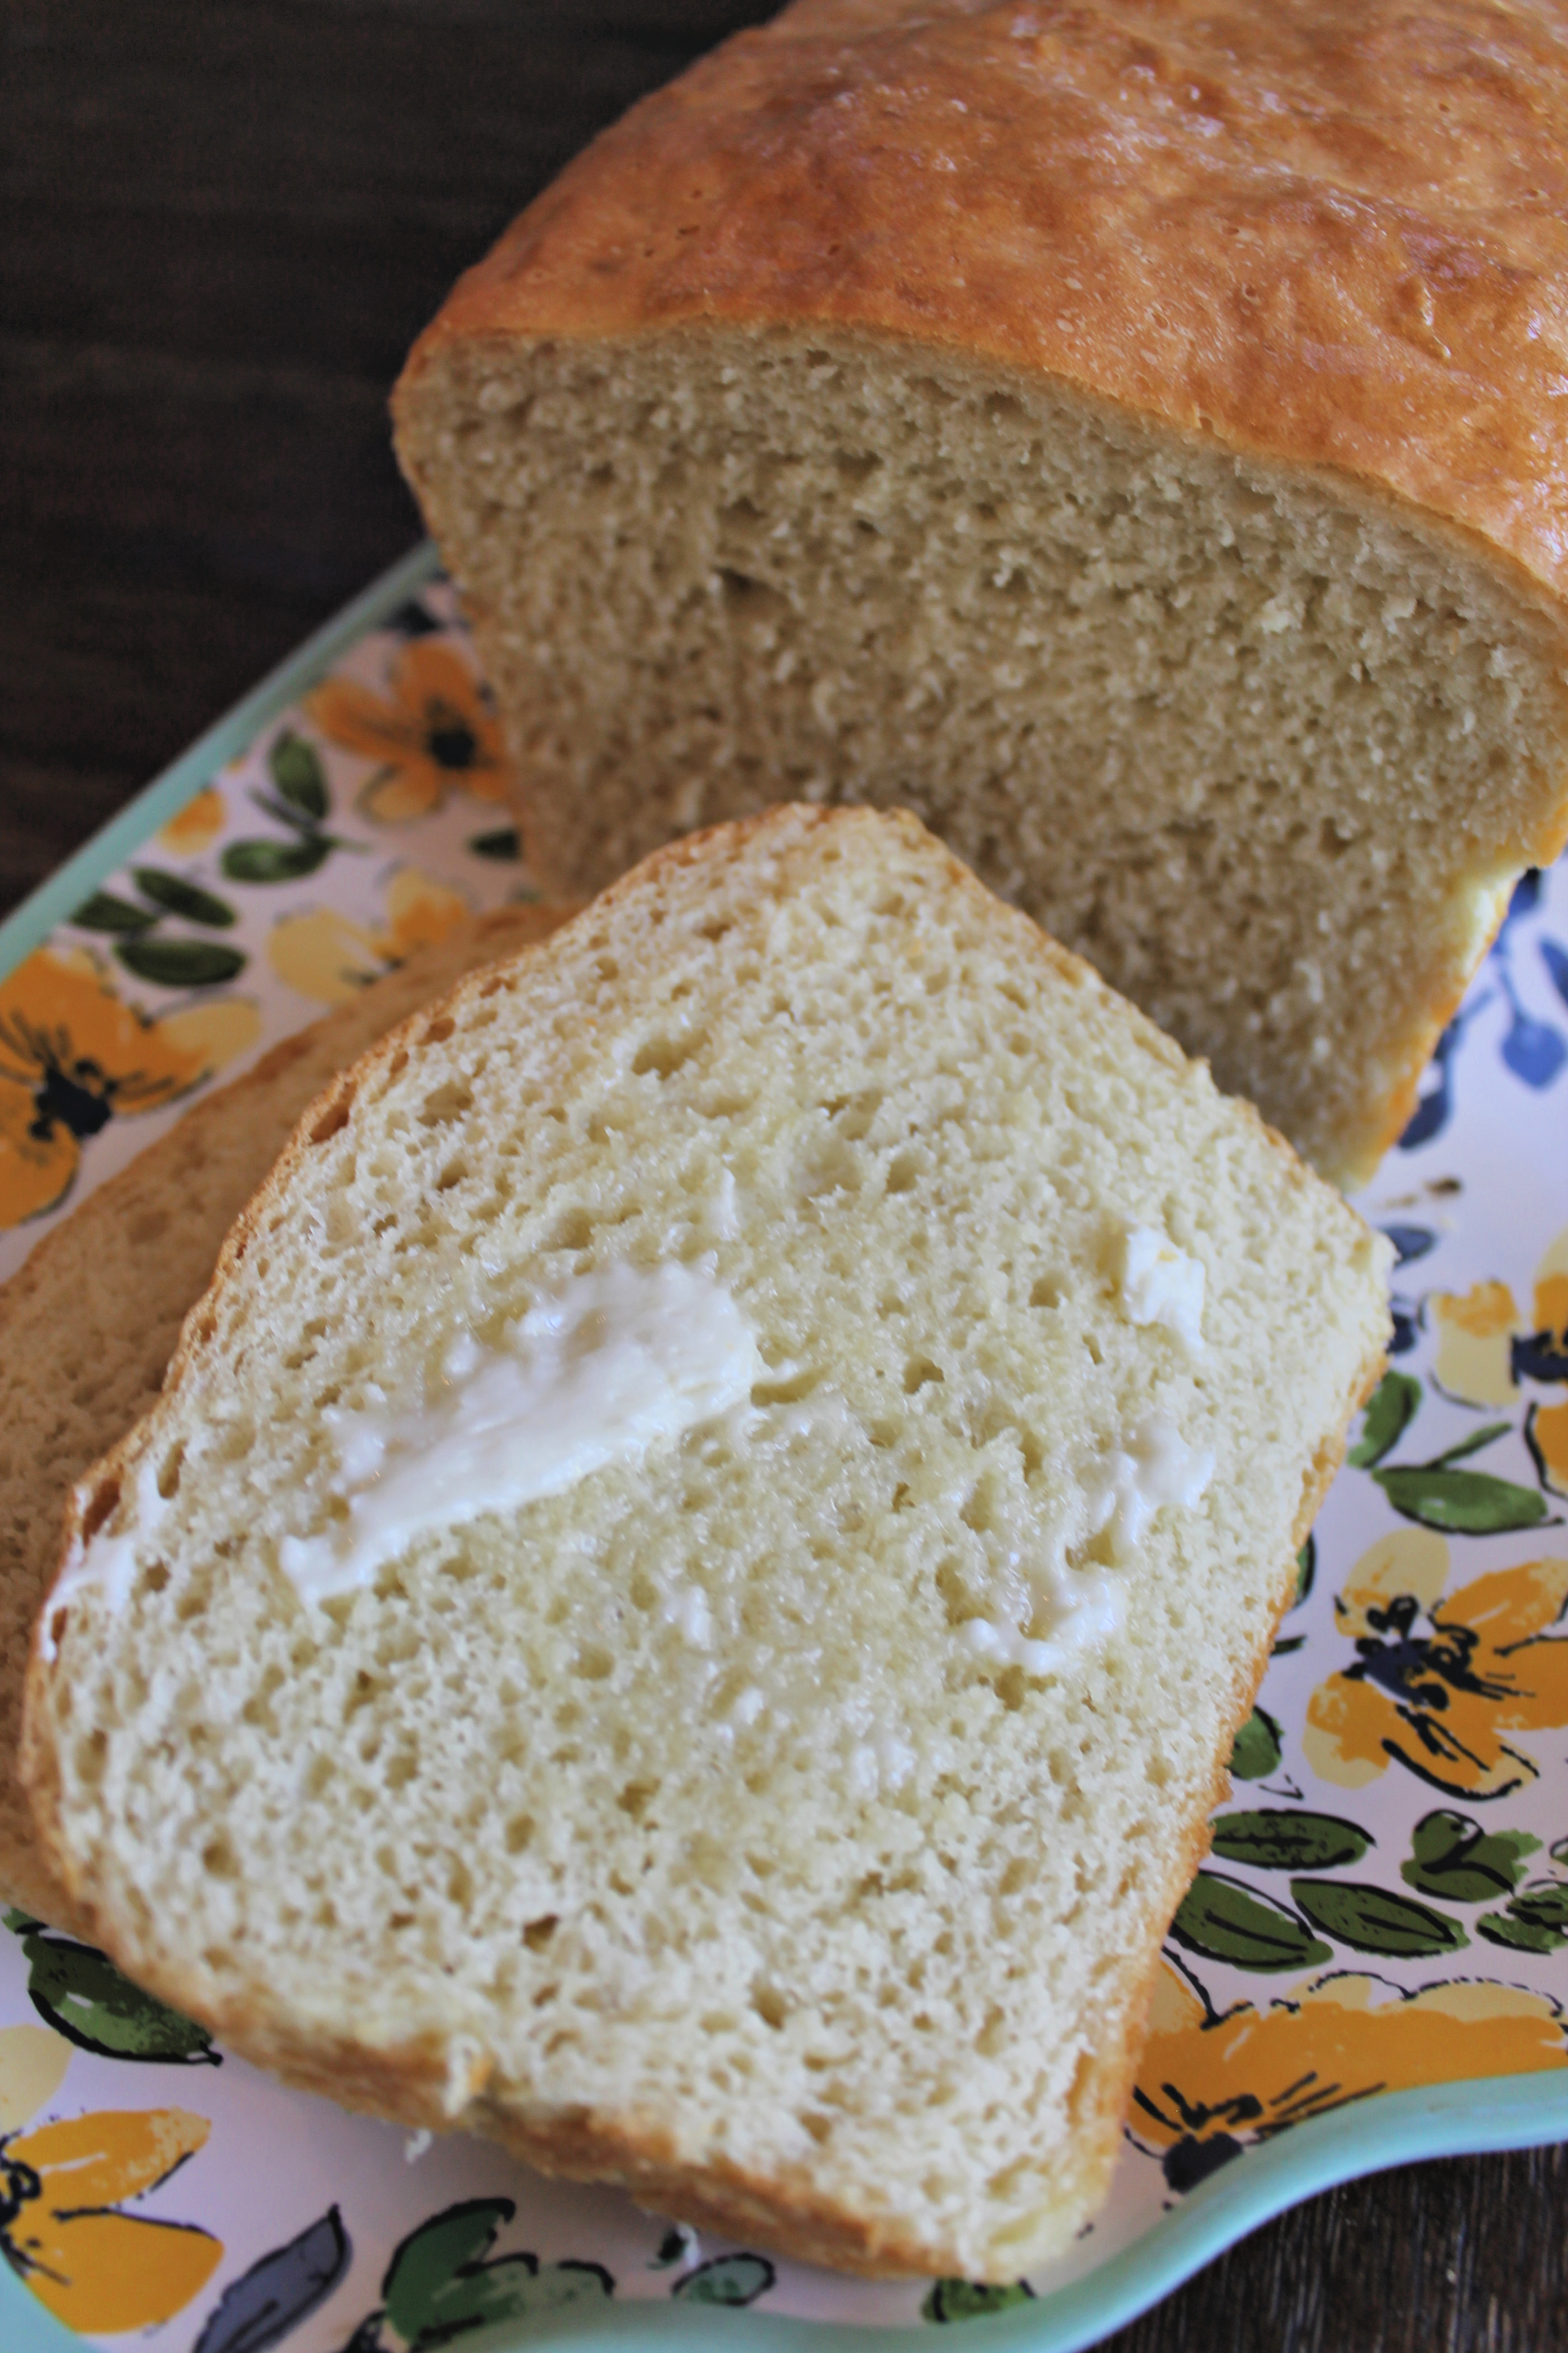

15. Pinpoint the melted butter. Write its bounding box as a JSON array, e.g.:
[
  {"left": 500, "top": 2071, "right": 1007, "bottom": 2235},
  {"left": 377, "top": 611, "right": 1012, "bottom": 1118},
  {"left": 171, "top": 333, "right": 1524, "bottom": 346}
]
[
  {"left": 963, "top": 1413, "right": 1214, "bottom": 1675},
  {"left": 275, "top": 1260, "right": 762, "bottom": 1602},
  {"left": 1120, "top": 1224, "right": 1204, "bottom": 1352}
]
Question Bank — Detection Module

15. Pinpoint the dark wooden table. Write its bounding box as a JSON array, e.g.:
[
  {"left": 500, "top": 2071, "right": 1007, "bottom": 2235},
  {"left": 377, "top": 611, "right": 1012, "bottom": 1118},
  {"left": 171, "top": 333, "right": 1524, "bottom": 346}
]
[{"left": 5, "top": 5, "right": 1567, "bottom": 2347}]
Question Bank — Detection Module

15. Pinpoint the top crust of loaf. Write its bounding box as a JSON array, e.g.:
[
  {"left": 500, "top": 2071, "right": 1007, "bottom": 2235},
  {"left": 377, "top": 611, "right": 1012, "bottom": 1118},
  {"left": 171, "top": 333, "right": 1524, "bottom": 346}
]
[{"left": 397, "top": 0, "right": 1568, "bottom": 612}]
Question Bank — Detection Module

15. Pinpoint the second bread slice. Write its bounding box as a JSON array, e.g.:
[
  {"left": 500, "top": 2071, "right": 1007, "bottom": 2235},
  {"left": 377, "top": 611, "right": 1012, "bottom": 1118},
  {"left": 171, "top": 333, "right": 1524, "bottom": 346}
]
[{"left": 25, "top": 807, "right": 1389, "bottom": 2280}]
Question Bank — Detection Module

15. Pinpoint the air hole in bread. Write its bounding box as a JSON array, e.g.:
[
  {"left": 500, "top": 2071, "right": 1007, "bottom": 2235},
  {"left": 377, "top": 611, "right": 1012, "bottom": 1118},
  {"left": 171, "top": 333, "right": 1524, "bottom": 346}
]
[
  {"left": 202, "top": 1835, "right": 236, "bottom": 1880},
  {"left": 310, "top": 1092, "right": 354, "bottom": 1144},
  {"left": 80, "top": 1478, "right": 121, "bottom": 1543},
  {"left": 422, "top": 1016, "right": 456, "bottom": 1046},
  {"left": 632, "top": 1031, "right": 705, "bottom": 1079},
  {"left": 750, "top": 1368, "right": 820, "bottom": 1406},
  {"left": 960, "top": 1476, "right": 998, "bottom": 1536},
  {"left": 903, "top": 1355, "right": 944, "bottom": 1394},
  {"left": 420, "top": 1079, "right": 473, "bottom": 1125},
  {"left": 523, "top": 1914, "right": 558, "bottom": 1950}
]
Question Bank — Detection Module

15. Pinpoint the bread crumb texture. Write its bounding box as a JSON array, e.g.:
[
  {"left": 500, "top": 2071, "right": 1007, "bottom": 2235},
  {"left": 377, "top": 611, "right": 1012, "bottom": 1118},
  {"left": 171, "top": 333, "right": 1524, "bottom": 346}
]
[
  {"left": 400, "top": 325, "right": 1568, "bottom": 1190},
  {"left": 26, "top": 808, "right": 1389, "bottom": 2280}
]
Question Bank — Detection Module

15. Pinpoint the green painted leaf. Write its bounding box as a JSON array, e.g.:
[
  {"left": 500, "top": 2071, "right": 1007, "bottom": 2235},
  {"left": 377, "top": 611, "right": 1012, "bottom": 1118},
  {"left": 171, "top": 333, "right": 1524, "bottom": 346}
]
[
  {"left": 468, "top": 827, "right": 521, "bottom": 861},
  {"left": 1401, "top": 1810, "right": 1540, "bottom": 1904},
  {"left": 922, "top": 2278, "right": 1035, "bottom": 2323},
  {"left": 1348, "top": 1370, "right": 1421, "bottom": 1468},
  {"left": 1476, "top": 1910, "right": 1564, "bottom": 1955},
  {"left": 1289, "top": 1878, "right": 1467, "bottom": 1957},
  {"left": 1428, "top": 1420, "right": 1515, "bottom": 1468},
  {"left": 130, "top": 867, "right": 236, "bottom": 928},
  {"left": 1477, "top": 1885, "right": 1568, "bottom": 1954},
  {"left": 71, "top": 890, "right": 156, "bottom": 935},
  {"left": 23, "top": 1932, "right": 218, "bottom": 2062},
  {"left": 383, "top": 2202, "right": 510, "bottom": 2340},
  {"left": 269, "top": 731, "right": 329, "bottom": 822},
  {"left": 380, "top": 2200, "right": 611, "bottom": 2346},
  {"left": 1227, "top": 1706, "right": 1283, "bottom": 1783},
  {"left": 1292, "top": 1536, "right": 1316, "bottom": 1610},
  {"left": 221, "top": 836, "right": 334, "bottom": 885},
  {"left": 1373, "top": 1464, "right": 1551, "bottom": 1534},
  {"left": 1170, "top": 1873, "right": 1331, "bottom": 1972},
  {"left": 1210, "top": 1810, "right": 1370, "bottom": 1872},
  {"left": 672, "top": 2254, "right": 776, "bottom": 2307},
  {"left": 1509, "top": 1884, "right": 1568, "bottom": 1924},
  {"left": 2, "top": 1908, "right": 42, "bottom": 1934},
  {"left": 113, "top": 938, "right": 246, "bottom": 988}
]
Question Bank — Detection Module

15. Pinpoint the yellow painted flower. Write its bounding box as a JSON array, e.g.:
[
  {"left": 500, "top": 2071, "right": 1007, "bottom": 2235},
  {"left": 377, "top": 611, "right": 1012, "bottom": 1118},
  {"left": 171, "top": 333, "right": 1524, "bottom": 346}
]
[
  {"left": 156, "top": 785, "right": 225, "bottom": 857},
  {"left": 1431, "top": 1281, "right": 1521, "bottom": 1408},
  {"left": 1131, "top": 1959, "right": 1567, "bottom": 2190},
  {"left": 1517, "top": 1228, "right": 1568, "bottom": 1494},
  {"left": 266, "top": 870, "right": 470, "bottom": 1008},
  {"left": 1431, "top": 1232, "right": 1568, "bottom": 1413},
  {"left": 1530, "top": 1400, "right": 1568, "bottom": 1495},
  {"left": 0, "top": 2022, "right": 222, "bottom": 2334},
  {"left": 0, "top": 948, "right": 260, "bottom": 1230},
  {"left": 1303, "top": 1530, "right": 1568, "bottom": 1799},
  {"left": 307, "top": 642, "right": 507, "bottom": 823},
  {"left": 3, "top": 2109, "right": 223, "bottom": 2333}
]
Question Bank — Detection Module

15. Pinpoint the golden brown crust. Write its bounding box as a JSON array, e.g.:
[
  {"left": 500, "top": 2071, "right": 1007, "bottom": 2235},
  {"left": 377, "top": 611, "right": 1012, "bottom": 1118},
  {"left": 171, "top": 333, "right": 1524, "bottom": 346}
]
[{"left": 397, "top": 0, "right": 1568, "bottom": 608}]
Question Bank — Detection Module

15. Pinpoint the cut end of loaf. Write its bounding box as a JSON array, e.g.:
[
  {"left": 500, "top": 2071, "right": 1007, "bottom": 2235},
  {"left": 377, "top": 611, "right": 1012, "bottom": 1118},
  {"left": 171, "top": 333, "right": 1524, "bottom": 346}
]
[
  {"left": 397, "top": 325, "right": 1568, "bottom": 1187},
  {"left": 26, "top": 807, "right": 1389, "bottom": 2279}
]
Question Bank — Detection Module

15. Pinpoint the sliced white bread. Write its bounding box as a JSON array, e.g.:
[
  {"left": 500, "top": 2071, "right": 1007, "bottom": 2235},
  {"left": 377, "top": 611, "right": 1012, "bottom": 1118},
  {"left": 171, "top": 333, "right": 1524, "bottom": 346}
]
[
  {"left": 24, "top": 807, "right": 1388, "bottom": 2279},
  {"left": 0, "top": 901, "right": 571, "bottom": 1926}
]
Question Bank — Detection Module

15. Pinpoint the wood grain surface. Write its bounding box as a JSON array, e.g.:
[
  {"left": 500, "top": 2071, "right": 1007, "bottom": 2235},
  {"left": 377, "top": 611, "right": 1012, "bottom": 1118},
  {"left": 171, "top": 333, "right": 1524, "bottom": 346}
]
[{"left": 4, "top": 5, "right": 1567, "bottom": 2346}]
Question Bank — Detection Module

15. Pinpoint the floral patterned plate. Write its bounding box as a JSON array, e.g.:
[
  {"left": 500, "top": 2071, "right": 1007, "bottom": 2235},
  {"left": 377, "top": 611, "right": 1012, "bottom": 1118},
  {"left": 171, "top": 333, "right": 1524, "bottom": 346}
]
[{"left": 4, "top": 543, "right": 1568, "bottom": 2353}]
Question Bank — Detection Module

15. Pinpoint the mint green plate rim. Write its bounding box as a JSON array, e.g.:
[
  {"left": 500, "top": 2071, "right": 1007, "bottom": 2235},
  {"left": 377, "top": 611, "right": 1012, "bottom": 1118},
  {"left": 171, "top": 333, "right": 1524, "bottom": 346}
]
[{"left": 3, "top": 542, "right": 1566, "bottom": 2352}]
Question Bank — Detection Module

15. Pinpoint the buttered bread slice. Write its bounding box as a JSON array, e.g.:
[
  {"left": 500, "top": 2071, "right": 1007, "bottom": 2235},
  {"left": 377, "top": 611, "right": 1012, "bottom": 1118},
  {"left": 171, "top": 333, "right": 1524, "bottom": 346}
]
[{"left": 25, "top": 807, "right": 1388, "bottom": 2281}]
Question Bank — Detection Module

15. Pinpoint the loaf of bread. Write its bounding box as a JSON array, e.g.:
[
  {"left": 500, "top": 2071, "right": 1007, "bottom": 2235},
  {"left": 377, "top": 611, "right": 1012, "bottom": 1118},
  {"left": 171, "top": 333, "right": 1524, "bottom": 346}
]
[
  {"left": 0, "top": 901, "right": 571, "bottom": 1927},
  {"left": 394, "top": 0, "right": 1568, "bottom": 1189},
  {"left": 25, "top": 807, "right": 1387, "bottom": 2278}
]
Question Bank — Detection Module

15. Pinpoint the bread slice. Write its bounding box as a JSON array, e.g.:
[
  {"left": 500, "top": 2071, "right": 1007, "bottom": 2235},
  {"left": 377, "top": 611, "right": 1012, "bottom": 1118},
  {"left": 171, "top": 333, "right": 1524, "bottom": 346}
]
[
  {"left": 393, "top": 0, "right": 1568, "bottom": 1188},
  {"left": 0, "top": 901, "right": 573, "bottom": 1927},
  {"left": 24, "top": 807, "right": 1388, "bottom": 2279}
]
